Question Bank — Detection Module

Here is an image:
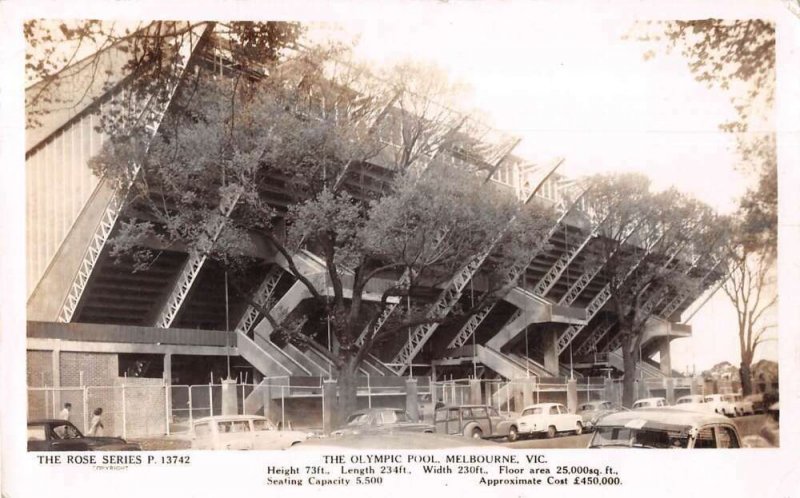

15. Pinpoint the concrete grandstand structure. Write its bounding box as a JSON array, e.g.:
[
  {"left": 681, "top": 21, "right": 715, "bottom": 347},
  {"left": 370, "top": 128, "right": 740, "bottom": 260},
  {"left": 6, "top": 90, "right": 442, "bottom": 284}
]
[{"left": 26, "top": 23, "right": 722, "bottom": 424}]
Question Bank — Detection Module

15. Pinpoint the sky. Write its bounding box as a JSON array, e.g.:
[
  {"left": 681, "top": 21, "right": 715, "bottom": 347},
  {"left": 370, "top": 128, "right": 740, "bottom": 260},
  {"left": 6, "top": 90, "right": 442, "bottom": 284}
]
[{"left": 309, "top": 16, "right": 777, "bottom": 372}]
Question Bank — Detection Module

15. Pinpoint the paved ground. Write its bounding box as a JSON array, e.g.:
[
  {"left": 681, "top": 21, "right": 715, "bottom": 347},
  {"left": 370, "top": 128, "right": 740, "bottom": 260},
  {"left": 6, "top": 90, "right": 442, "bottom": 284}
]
[{"left": 500, "top": 414, "right": 768, "bottom": 449}]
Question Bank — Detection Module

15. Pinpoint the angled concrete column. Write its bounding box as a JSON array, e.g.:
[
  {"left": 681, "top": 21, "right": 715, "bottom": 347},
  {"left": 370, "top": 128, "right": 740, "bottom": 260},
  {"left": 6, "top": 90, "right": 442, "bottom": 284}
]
[
  {"left": 406, "top": 379, "right": 419, "bottom": 422},
  {"left": 322, "top": 380, "right": 337, "bottom": 435},
  {"left": 221, "top": 379, "right": 238, "bottom": 415},
  {"left": 469, "top": 379, "right": 482, "bottom": 405},
  {"left": 659, "top": 338, "right": 672, "bottom": 376},
  {"left": 665, "top": 378, "right": 675, "bottom": 405},
  {"left": 512, "top": 382, "right": 526, "bottom": 412},
  {"left": 543, "top": 329, "right": 559, "bottom": 376},
  {"left": 567, "top": 379, "right": 578, "bottom": 413},
  {"left": 522, "top": 380, "right": 534, "bottom": 409}
]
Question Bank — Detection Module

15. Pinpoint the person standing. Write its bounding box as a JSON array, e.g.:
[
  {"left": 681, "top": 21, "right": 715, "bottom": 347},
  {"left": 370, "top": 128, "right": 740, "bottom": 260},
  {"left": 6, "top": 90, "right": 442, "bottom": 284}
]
[
  {"left": 88, "top": 407, "right": 104, "bottom": 436},
  {"left": 58, "top": 403, "right": 72, "bottom": 422}
]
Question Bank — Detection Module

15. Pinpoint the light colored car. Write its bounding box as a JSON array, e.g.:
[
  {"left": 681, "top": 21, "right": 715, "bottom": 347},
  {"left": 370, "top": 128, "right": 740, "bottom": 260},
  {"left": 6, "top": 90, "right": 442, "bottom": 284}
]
[
  {"left": 191, "top": 415, "right": 308, "bottom": 450},
  {"left": 674, "top": 395, "right": 714, "bottom": 413},
  {"left": 731, "top": 394, "right": 755, "bottom": 416},
  {"left": 434, "top": 405, "right": 519, "bottom": 441},
  {"left": 703, "top": 394, "right": 737, "bottom": 416},
  {"left": 576, "top": 400, "right": 622, "bottom": 431},
  {"left": 331, "top": 408, "right": 434, "bottom": 437},
  {"left": 589, "top": 409, "right": 744, "bottom": 448},
  {"left": 632, "top": 397, "right": 668, "bottom": 409},
  {"left": 743, "top": 393, "right": 765, "bottom": 414},
  {"left": 517, "top": 403, "right": 583, "bottom": 438}
]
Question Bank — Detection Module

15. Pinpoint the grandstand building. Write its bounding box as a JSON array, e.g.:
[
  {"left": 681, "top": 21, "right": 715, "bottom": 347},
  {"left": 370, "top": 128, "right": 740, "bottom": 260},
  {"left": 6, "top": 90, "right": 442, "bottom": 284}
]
[{"left": 25, "top": 23, "right": 721, "bottom": 431}]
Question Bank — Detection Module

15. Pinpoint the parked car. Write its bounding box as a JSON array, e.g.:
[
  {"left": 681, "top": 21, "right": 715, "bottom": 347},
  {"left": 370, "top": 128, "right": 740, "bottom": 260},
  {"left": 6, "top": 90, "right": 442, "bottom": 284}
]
[
  {"left": 331, "top": 408, "right": 434, "bottom": 437},
  {"left": 674, "top": 395, "right": 713, "bottom": 413},
  {"left": 703, "top": 394, "right": 737, "bottom": 417},
  {"left": 434, "top": 405, "right": 519, "bottom": 441},
  {"left": 743, "top": 393, "right": 765, "bottom": 414},
  {"left": 191, "top": 415, "right": 308, "bottom": 450},
  {"left": 632, "top": 397, "right": 668, "bottom": 409},
  {"left": 290, "top": 432, "right": 502, "bottom": 450},
  {"left": 576, "top": 400, "right": 622, "bottom": 431},
  {"left": 27, "top": 419, "right": 141, "bottom": 451},
  {"left": 731, "top": 394, "right": 755, "bottom": 416},
  {"left": 517, "top": 403, "right": 583, "bottom": 438},
  {"left": 588, "top": 409, "right": 744, "bottom": 449}
]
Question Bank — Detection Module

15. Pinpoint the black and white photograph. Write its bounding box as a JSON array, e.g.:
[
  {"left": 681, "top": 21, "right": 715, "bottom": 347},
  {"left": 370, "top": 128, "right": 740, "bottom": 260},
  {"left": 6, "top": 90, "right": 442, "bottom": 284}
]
[{"left": 2, "top": 1, "right": 798, "bottom": 497}]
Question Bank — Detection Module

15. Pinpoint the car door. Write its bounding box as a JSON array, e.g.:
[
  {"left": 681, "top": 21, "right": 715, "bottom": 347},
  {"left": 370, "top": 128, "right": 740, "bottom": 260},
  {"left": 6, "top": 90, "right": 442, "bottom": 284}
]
[{"left": 252, "top": 418, "right": 284, "bottom": 450}]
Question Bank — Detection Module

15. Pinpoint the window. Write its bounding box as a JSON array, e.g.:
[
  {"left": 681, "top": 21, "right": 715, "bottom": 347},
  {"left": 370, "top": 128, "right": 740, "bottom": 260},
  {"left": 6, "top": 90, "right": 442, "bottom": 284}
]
[
  {"left": 434, "top": 410, "right": 448, "bottom": 423},
  {"left": 218, "top": 421, "right": 250, "bottom": 433},
  {"left": 52, "top": 423, "right": 80, "bottom": 439},
  {"left": 253, "top": 420, "right": 275, "bottom": 432},
  {"left": 601, "top": 402, "right": 613, "bottom": 410},
  {"left": 448, "top": 409, "right": 460, "bottom": 422},
  {"left": 522, "top": 407, "right": 543, "bottom": 416},
  {"left": 693, "top": 428, "right": 717, "bottom": 448},
  {"left": 549, "top": 406, "right": 559, "bottom": 415},
  {"left": 471, "top": 407, "right": 488, "bottom": 419},
  {"left": 717, "top": 426, "right": 740, "bottom": 448},
  {"left": 487, "top": 407, "right": 499, "bottom": 417},
  {"left": 28, "top": 426, "right": 46, "bottom": 441},
  {"left": 461, "top": 408, "right": 473, "bottom": 420}
]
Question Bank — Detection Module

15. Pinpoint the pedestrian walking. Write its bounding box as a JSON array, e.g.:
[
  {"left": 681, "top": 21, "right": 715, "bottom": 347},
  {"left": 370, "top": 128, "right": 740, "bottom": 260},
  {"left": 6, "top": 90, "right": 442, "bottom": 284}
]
[
  {"left": 88, "top": 407, "right": 104, "bottom": 436},
  {"left": 59, "top": 402, "right": 72, "bottom": 421}
]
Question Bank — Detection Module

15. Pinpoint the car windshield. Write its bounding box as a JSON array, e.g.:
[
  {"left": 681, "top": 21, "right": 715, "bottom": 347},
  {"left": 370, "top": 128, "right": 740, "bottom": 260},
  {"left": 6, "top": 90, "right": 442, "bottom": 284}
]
[
  {"left": 381, "top": 410, "right": 409, "bottom": 424},
  {"left": 589, "top": 427, "right": 689, "bottom": 449},
  {"left": 346, "top": 413, "right": 371, "bottom": 426},
  {"left": 521, "top": 407, "right": 544, "bottom": 416},
  {"left": 52, "top": 423, "right": 82, "bottom": 439}
]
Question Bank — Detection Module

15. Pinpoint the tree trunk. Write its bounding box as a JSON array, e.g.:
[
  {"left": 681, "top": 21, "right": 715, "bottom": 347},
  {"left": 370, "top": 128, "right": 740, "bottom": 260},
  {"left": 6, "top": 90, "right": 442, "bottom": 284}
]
[
  {"left": 739, "top": 361, "right": 753, "bottom": 396},
  {"left": 334, "top": 358, "right": 359, "bottom": 427},
  {"left": 621, "top": 342, "right": 637, "bottom": 408}
]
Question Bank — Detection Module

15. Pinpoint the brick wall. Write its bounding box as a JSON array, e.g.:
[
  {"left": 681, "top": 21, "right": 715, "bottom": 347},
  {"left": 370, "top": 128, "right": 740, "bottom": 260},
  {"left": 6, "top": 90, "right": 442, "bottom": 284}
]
[
  {"left": 60, "top": 352, "right": 118, "bottom": 387},
  {"left": 27, "top": 351, "right": 54, "bottom": 420}
]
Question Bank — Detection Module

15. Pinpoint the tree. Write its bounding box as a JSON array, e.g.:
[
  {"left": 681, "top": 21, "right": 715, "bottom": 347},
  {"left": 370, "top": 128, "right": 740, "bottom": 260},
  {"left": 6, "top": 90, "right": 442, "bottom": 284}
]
[
  {"left": 89, "top": 43, "right": 556, "bottom": 423},
  {"left": 630, "top": 20, "right": 778, "bottom": 393},
  {"left": 579, "top": 173, "right": 725, "bottom": 407},
  {"left": 25, "top": 20, "right": 303, "bottom": 128}
]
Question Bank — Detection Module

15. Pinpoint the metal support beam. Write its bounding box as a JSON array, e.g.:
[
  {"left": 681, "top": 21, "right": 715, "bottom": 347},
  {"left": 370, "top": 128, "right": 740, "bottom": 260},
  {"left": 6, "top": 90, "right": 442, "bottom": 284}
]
[
  {"left": 56, "top": 26, "right": 209, "bottom": 323},
  {"left": 154, "top": 190, "right": 241, "bottom": 328}
]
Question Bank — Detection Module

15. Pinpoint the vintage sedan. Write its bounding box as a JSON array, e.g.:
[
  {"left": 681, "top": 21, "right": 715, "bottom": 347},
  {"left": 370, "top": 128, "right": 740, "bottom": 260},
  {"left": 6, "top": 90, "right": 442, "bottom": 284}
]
[
  {"left": 632, "top": 397, "right": 668, "bottom": 409},
  {"left": 331, "top": 408, "right": 434, "bottom": 437},
  {"left": 703, "top": 394, "right": 737, "bottom": 416},
  {"left": 674, "top": 395, "right": 714, "bottom": 413},
  {"left": 588, "top": 409, "right": 743, "bottom": 449},
  {"left": 434, "top": 405, "right": 519, "bottom": 441},
  {"left": 731, "top": 394, "right": 755, "bottom": 416},
  {"left": 516, "top": 403, "right": 583, "bottom": 438},
  {"left": 191, "top": 415, "right": 308, "bottom": 450},
  {"left": 28, "top": 419, "right": 141, "bottom": 451},
  {"left": 577, "top": 400, "right": 622, "bottom": 431}
]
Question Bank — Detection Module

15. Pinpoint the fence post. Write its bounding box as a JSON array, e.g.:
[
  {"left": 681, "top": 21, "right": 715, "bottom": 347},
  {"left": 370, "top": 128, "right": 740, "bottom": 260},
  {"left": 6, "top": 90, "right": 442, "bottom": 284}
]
[
  {"left": 208, "top": 384, "right": 213, "bottom": 417},
  {"left": 121, "top": 384, "right": 127, "bottom": 440},
  {"left": 82, "top": 386, "right": 89, "bottom": 434},
  {"left": 188, "top": 387, "right": 193, "bottom": 428},
  {"left": 367, "top": 374, "right": 372, "bottom": 409},
  {"left": 164, "top": 382, "right": 170, "bottom": 436},
  {"left": 280, "top": 386, "right": 286, "bottom": 429}
]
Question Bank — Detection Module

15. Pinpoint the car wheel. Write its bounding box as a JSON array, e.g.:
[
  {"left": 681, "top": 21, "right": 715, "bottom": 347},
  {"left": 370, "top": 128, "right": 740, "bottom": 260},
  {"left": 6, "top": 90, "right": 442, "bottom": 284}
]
[
  {"left": 546, "top": 425, "right": 557, "bottom": 439},
  {"left": 470, "top": 427, "right": 483, "bottom": 439},
  {"left": 507, "top": 426, "right": 518, "bottom": 442},
  {"left": 575, "top": 422, "right": 583, "bottom": 435}
]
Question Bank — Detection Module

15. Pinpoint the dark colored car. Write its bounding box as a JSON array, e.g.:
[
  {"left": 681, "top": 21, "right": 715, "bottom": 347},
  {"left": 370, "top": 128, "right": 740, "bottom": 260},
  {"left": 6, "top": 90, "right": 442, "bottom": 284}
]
[
  {"left": 27, "top": 419, "right": 141, "bottom": 451},
  {"left": 331, "top": 408, "right": 434, "bottom": 437},
  {"left": 434, "top": 404, "right": 518, "bottom": 441}
]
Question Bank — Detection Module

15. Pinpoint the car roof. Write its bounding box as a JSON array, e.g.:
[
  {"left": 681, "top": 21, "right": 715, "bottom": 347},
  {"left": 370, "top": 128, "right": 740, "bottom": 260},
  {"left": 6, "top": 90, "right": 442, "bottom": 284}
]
[
  {"left": 436, "top": 404, "right": 494, "bottom": 410},
  {"left": 595, "top": 408, "right": 733, "bottom": 431},
  {"left": 193, "top": 415, "right": 267, "bottom": 424},
  {"left": 677, "top": 395, "right": 703, "bottom": 400},
  {"left": 28, "top": 419, "right": 73, "bottom": 425},
  {"left": 522, "top": 403, "right": 563, "bottom": 410},
  {"left": 349, "top": 407, "right": 406, "bottom": 415},
  {"left": 634, "top": 397, "right": 665, "bottom": 403}
]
